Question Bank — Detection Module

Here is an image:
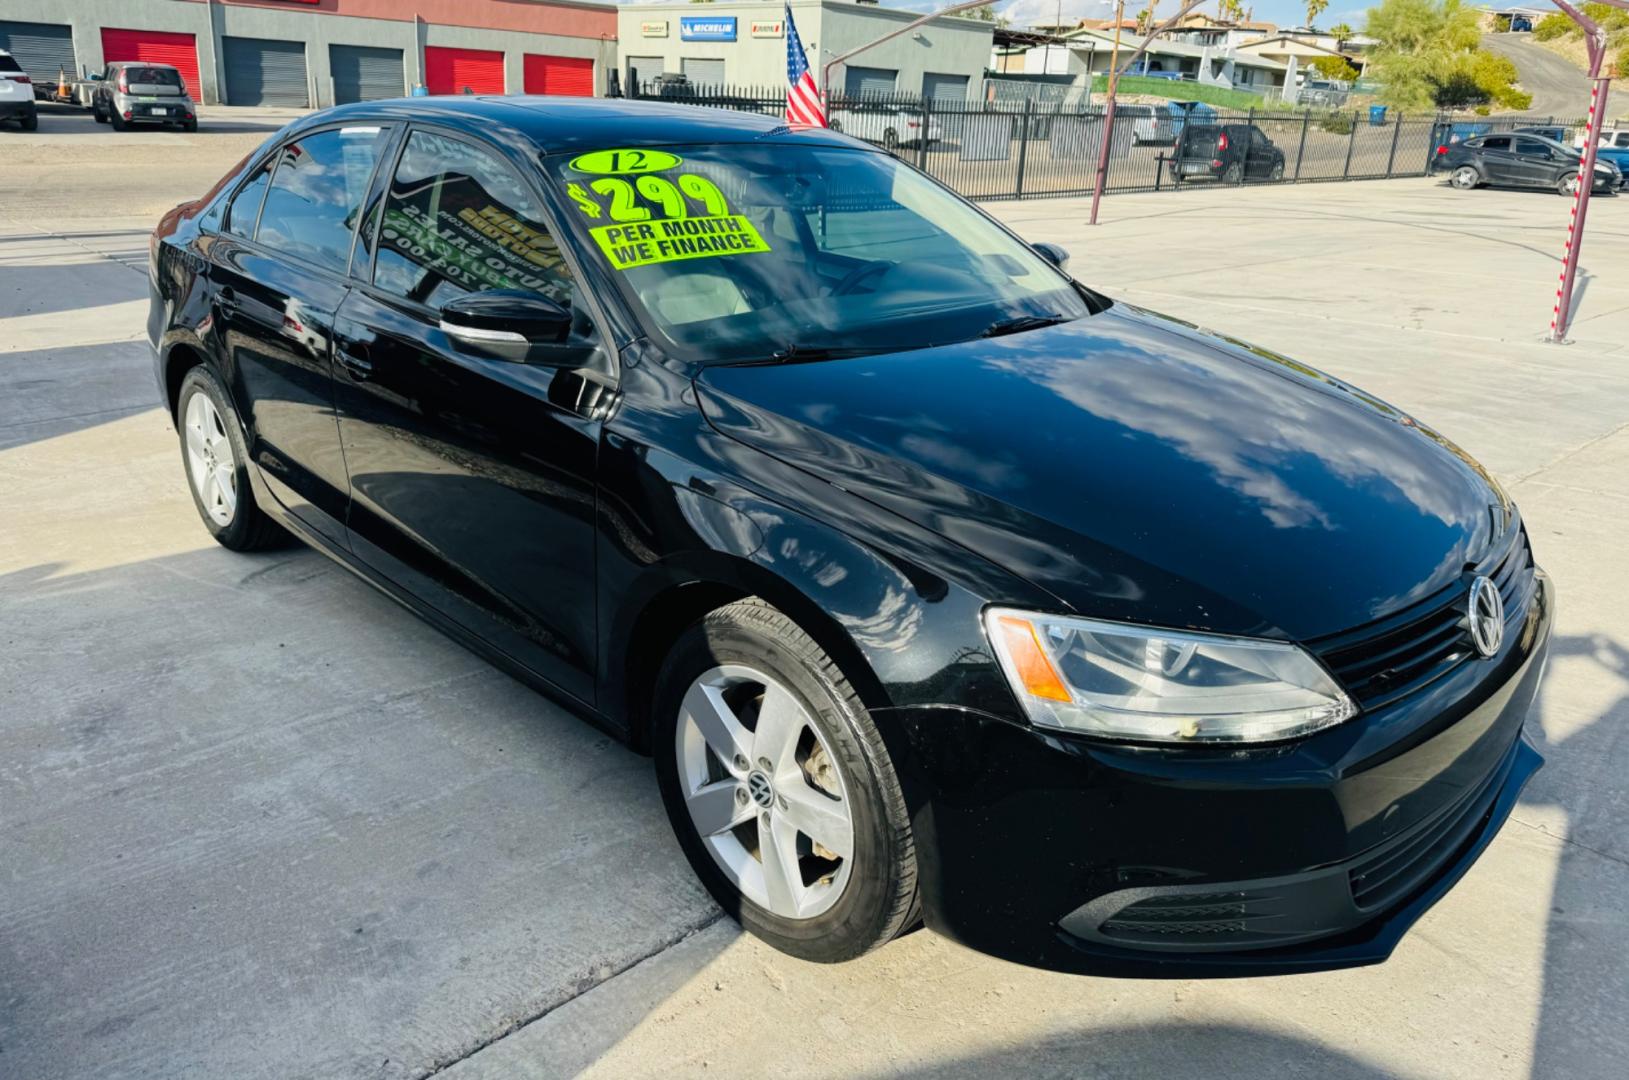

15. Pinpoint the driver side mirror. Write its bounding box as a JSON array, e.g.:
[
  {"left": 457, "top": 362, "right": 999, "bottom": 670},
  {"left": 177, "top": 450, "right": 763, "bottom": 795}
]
[
  {"left": 1032, "top": 242, "right": 1070, "bottom": 274},
  {"left": 439, "top": 289, "right": 574, "bottom": 359}
]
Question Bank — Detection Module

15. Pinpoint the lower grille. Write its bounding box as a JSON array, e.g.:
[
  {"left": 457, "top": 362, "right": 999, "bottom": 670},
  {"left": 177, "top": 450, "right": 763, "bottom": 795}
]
[
  {"left": 1348, "top": 743, "right": 1513, "bottom": 911},
  {"left": 1100, "top": 892, "right": 1254, "bottom": 940}
]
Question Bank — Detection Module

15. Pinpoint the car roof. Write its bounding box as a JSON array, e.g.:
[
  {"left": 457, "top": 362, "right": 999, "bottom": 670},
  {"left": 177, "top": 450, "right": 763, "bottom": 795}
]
[{"left": 285, "top": 96, "right": 858, "bottom": 154}]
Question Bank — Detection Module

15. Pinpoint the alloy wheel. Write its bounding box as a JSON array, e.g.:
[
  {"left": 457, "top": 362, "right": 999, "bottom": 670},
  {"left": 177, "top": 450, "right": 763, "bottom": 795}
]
[
  {"left": 183, "top": 392, "right": 238, "bottom": 527},
  {"left": 1451, "top": 166, "right": 1479, "bottom": 190},
  {"left": 674, "top": 664, "right": 855, "bottom": 920}
]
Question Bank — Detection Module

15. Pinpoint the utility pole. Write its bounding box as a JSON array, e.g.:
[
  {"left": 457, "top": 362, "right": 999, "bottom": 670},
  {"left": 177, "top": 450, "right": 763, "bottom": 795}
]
[{"left": 1089, "top": 0, "right": 1207, "bottom": 224}]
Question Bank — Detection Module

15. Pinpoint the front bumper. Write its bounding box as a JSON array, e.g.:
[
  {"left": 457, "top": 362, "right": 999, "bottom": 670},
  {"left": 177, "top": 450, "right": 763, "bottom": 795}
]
[{"left": 887, "top": 572, "right": 1552, "bottom": 977}]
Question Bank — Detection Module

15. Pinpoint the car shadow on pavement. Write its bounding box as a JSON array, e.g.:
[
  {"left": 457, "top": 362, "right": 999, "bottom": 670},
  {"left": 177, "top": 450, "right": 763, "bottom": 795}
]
[
  {"left": 860, "top": 1022, "right": 1398, "bottom": 1079},
  {"left": 0, "top": 342, "right": 160, "bottom": 451},
  {"left": 0, "top": 545, "right": 728, "bottom": 1080},
  {"left": 1524, "top": 631, "right": 1629, "bottom": 1080}
]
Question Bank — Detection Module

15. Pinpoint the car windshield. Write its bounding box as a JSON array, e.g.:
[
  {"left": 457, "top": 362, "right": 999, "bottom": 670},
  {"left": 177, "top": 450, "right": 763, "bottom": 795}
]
[{"left": 543, "top": 143, "right": 1093, "bottom": 364}]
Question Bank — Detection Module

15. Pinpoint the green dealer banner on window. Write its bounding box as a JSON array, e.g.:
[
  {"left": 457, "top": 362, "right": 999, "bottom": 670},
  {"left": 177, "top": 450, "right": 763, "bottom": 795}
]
[{"left": 590, "top": 214, "right": 770, "bottom": 271}]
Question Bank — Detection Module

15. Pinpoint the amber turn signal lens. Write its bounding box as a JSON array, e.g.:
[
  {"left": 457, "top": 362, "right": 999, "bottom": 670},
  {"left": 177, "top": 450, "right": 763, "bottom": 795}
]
[{"left": 995, "top": 615, "right": 1072, "bottom": 703}]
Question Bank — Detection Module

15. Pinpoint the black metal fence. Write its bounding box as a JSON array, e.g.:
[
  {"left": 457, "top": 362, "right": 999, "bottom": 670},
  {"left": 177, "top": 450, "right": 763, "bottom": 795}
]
[{"left": 620, "top": 82, "right": 1582, "bottom": 203}]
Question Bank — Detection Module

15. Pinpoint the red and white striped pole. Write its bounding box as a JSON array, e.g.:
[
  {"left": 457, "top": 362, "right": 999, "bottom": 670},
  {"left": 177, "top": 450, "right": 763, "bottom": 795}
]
[
  {"left": 1548, "top": 0, "right": 1625, "bottom": 341},
  {"left": 1552, "top": 76, "right": 1610, "bottom": 342}
]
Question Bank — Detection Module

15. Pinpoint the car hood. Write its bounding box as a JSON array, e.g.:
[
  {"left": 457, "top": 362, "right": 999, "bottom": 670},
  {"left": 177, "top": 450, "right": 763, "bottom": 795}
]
[{"left": 696, "top": 305, "right": 1507, "bottom": 641}]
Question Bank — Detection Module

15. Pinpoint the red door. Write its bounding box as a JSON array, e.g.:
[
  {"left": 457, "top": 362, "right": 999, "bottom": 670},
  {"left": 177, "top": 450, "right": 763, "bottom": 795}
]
[
  {"left": 424, "top": 47, "right": 505, "bottom": 96},
  {"left": 100, "top": 28, "right": 201, "bottom": 100},
  {"left": 523, "top": 55, "right": 593, "bottom": 97}
]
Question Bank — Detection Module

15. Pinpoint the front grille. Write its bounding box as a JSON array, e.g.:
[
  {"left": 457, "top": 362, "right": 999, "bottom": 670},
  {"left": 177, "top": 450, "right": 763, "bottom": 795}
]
[
  {"left": 1348, "top": 738, "right": 1515, "bottom": 910},
  {"left": 1310, "top": 526, "right": 1535, "bottom": 711}
]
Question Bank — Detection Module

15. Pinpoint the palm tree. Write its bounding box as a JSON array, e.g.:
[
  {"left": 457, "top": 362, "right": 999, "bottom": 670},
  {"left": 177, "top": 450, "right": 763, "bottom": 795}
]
[
  {"left": 1329, "top": 21, "right": 1354, "bottom": 45},
  {"left": 1218, "top": 0, "right": 1246, "bottom": 23},
  {"left": 1306, "top": 0, "right": 1329, "bottom": 28}
]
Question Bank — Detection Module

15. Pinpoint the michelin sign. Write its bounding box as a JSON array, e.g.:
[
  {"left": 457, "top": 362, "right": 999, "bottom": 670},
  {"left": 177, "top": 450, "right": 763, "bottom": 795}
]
[{"left": 679, "top": 16, "right": 738, "bottom": 41}]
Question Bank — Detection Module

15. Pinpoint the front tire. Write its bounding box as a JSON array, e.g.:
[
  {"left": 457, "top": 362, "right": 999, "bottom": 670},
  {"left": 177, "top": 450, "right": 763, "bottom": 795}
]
[
  {"left": 1558, "top": 171, "right": 1582, "bottom": 196},
  {"left": 653, "top": 599, "right": 918, "bottom": 963},
  {"left": 175, "top": 367, "right": 286, "bottom": 551}
]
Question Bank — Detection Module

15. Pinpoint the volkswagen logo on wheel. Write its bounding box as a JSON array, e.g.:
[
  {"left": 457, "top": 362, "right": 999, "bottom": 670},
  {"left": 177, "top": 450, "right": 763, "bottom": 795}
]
[
  {"left": 747, "top": 770, "right": 775, "bottom": 809},
  {"left": 1468, "top": 575, "right": 1505, "bottom": 659}
]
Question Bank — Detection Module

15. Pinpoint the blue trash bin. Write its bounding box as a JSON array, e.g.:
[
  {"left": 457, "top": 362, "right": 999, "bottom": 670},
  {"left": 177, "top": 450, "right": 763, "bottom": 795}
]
[{"left": 1369, "top": 105, "right": 1388, "bottom": 125}]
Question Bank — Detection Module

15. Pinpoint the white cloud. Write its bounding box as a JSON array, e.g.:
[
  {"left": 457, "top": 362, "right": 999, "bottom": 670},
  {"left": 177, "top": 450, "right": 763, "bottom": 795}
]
[{"left": 998, "top": 0, "right": 1118, "bottom": 29}]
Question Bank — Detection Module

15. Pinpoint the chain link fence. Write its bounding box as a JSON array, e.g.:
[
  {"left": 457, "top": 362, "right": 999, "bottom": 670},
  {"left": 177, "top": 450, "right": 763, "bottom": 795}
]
[{"left": 621, "top": 81, "right": 1583, "bottom": 203}]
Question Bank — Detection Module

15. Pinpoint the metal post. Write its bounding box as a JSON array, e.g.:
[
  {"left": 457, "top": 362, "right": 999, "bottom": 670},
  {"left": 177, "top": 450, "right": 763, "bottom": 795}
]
[
  {"left": 1295, "top": 111, "right": 1309, "bottom": 180},
  {"left": 1155, "top": 152, "right": 1163, "bottom": 191},
  {"left": 1343, "top": 112, "right": 1356, "bottom": 178},
  {"left": 1554, "top": 76, "right": 1610, "bottom": 340},
  {"left": 1385, "top": 113, "right": 1403, "bottom": 177},
  {"left": 917, "top": 97, "right": 931, "bottom": 170},
  {"left": 1015, "top": 98, "right": 1032, "bottom": 197}
]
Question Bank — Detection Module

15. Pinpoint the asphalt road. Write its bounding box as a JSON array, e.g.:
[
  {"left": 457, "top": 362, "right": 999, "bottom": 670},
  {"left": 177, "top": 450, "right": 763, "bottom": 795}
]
[
  {"left": 3, "top": 104, "right": 1628, "bottom": 1079},
  {"left": 1482, "top": 32, "right": 1621, "bottom": 119}
]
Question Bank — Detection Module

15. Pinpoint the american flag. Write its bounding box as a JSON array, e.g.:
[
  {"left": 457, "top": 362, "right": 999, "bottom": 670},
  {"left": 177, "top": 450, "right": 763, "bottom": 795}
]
[{"left": 784, "top": 6, "right": 826, "bottom": 127}]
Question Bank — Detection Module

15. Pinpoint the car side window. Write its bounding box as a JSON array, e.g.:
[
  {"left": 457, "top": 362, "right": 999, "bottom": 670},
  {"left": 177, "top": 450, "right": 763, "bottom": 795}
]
[
  {"left": 1616, "top": 133, "right": 1629, "bottom": 148},
  {"left": 255, "top": 126, "right": 391, "bottom": 274},
  {"left": 368, "top": 129, "right": 577, "bottom": 311},
  {"left": 1481, "top": 136, "right": 1511, "bottom": 152},
  {"left": 225, "top": 164, "right": 274, "bottom": 239}
]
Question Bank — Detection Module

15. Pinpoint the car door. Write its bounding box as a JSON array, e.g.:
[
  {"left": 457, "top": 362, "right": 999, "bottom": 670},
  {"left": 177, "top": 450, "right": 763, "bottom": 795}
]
[
  {"left": 1511, "top": 137, "right": 1558, "bottom": 187},
  {"left": 331, "top": 126, "right": 608, "bottom": 704},
  {"left": 1247, "top": 127, "right": 1274, "bottom": 178},
  {"left": 1475, "top": 136, "right": 1516, "bottom": 184},
  {"left": 205, "top": 123, "right": 396, "bottom": 545}
]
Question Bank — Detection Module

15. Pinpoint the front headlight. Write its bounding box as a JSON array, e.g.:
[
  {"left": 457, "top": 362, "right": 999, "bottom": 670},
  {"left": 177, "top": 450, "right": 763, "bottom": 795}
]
[{"left": 984, "top": 608, "right": 1357, "bottom": 745}]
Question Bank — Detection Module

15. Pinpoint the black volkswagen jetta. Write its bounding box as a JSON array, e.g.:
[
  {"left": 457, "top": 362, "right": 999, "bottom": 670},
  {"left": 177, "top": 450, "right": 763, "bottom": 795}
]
[{"left": 148, "top": 97, "right": 1551, "bottom": 976}]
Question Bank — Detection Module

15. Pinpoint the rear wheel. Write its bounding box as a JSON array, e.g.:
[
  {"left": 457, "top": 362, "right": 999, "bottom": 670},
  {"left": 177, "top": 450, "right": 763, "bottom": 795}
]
[
  {"left": 1450, "top": 164, "right": 1481, "bottom": 190},
  {"left": 20, "top": 111, "right": 37, "bottom": 132},
  {"left": 175, "top": 367, "right": 287, "bottom": 551},
  {"left": 109, "top": 110, "right": 127, "bottom": 132},
  {"left": 93, "top": 102, "right": 108, "bottom": 123},
  {"left": 1268, "top": 160, "right": 1284, "bottom": 181},
  {"left": 1223, "top": 162, "right": 1243, "bottom": 184},
  {"left": 653, "top": 599, "right": 917, "bottom": 963},
  {"left": 882, "top": 127, "right": 899, "bottom": 150}
]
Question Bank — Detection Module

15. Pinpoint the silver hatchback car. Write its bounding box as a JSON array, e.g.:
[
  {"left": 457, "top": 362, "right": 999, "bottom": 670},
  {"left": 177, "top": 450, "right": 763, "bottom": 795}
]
[{"left": 91, "top": 61, "right": 197, "bottom": 131}]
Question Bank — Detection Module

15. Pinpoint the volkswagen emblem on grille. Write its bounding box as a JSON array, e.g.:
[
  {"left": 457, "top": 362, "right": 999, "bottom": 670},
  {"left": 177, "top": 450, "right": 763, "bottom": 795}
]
[
  {"left": 747, "top": 770, "right": 775, "bottom": 809},
  {"left": 1468, "top": 575, "right": 1505, "bottom": 659}
]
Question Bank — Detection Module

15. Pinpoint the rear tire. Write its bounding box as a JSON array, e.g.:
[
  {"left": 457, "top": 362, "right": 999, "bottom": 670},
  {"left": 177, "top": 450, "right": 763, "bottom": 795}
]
[
  {"left": 653, "top": 598, "right": 918, "bottom": 964},
  {"left": 183, "top": 118, "right": 198, "bottom": 133},
  {"left": 175, "top": 367, "right": 288, "bottom": 551},
  {"left": 1223, "top": 162, "right": 1243, "bottom": 184},
  {"left": 93, "top": 103, "right": 108, "bottom": 123},
  {"left": 1450, "top": 164, "right": 1481, "bottom": 190},
  {"left": 882, "top": 128, "right": 898, "bottom": 150},
  {"left": 20, "top": 112, "right": 37, "bottom": 132},
  {"left": 109, "top": 110, "right": 127, "bottom": 132}
]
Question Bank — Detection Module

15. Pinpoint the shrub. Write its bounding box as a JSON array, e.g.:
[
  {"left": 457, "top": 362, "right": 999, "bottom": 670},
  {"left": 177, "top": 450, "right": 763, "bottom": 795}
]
[{"left": 1534, "top": 13, "right": 1573, "bottom": 40}]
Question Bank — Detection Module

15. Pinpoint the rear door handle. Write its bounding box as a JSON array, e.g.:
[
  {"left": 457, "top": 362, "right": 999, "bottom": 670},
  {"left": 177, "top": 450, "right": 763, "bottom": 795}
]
[{"left": 337, "top": 344, "right": 374, "bottom": 381}]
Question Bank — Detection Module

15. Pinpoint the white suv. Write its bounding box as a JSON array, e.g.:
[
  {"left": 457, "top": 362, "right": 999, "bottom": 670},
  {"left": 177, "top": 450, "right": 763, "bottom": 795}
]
[{"left": 0, "top": 49, "right": 39, "bottom": 131}]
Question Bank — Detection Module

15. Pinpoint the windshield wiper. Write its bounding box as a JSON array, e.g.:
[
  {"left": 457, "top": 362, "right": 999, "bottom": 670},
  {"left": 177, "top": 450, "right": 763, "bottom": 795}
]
[{"left": 980, "top": 313, "right": 1069, "bottom": 339}]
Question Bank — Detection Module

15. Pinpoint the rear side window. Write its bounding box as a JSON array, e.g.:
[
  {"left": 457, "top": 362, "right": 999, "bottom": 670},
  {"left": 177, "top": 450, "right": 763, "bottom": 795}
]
[
  {"left": 0, "top": 54, "right": 22, "bottom": 74},
  {"left": 1481, "top": 136, "right": 1511, "bottom": 151},
  {"left": 1615, "top": 132, "right": 1629, "bottom": 147},
  {"left": 225, "top": 164, "right": 273, "bottom": 238},
  {"left": 256, "top": 126, "right": 391, "bottom": 273},
  {"left": 368, "top": 129, "right": 575, "bottom": 310}
]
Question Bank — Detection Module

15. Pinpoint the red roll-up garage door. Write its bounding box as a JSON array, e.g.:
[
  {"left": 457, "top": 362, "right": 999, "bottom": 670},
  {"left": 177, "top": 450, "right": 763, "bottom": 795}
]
[
  {"left": 523, "top": 54, "right": 593, "bottom": 97},
  {"left": 100, "top": 28, "right": 201, "bottom": 100},
  {"left": 424, "top": 46, "right": 504, "bottom": 96}
]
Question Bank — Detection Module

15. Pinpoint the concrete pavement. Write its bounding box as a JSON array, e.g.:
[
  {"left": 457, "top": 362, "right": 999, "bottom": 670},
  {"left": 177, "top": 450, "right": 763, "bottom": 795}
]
[{"left": 2, "top": 123, "right": 1627, "bottom": 1078}]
